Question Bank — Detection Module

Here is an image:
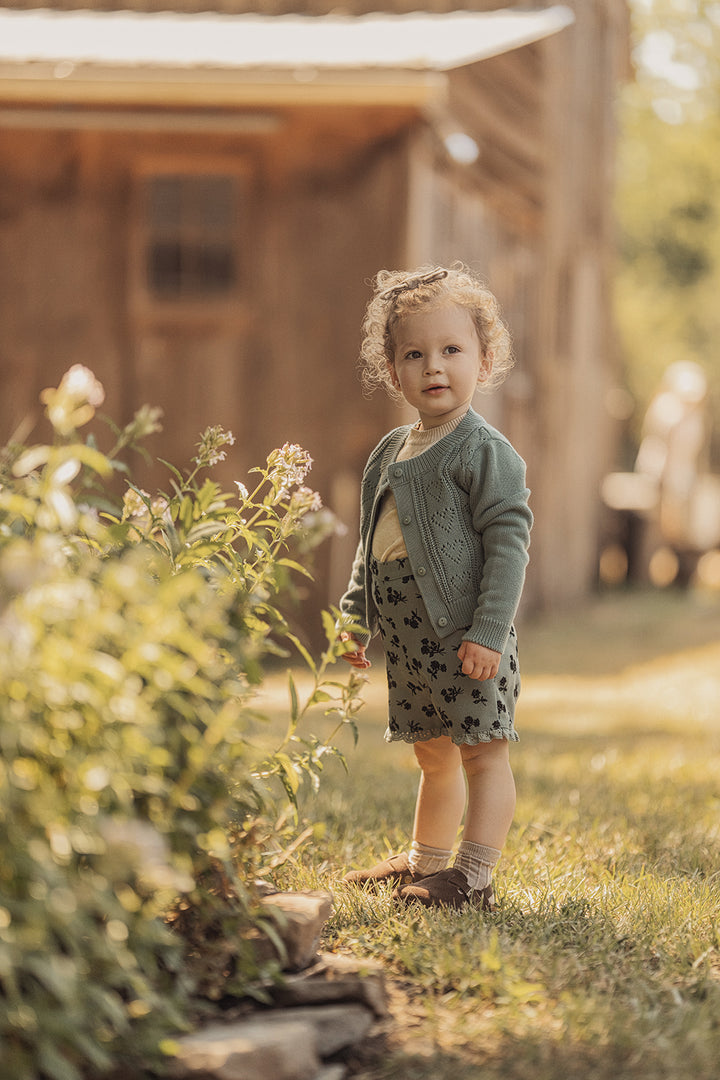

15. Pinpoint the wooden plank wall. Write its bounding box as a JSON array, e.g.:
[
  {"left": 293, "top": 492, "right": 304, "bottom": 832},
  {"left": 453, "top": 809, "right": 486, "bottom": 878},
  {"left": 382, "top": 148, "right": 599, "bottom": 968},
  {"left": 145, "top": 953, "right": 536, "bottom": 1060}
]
[{"left": 0, "top": 120, "right": 411, "bottom": 642}]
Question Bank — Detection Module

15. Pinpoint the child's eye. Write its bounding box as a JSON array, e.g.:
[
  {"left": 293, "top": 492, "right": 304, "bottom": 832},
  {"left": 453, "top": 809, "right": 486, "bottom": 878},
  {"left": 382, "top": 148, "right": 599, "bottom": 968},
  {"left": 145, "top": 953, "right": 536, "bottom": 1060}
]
[
  {"left": 405, "top": 350, "right": 422, "bottom": 360},
  {"left": 445, "top": 346, "right": 460, "bottom": 354}
]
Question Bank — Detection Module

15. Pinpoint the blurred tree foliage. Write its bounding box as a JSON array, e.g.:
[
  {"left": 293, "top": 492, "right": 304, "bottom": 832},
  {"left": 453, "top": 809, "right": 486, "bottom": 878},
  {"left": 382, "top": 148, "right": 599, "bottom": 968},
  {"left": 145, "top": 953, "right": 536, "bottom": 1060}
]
[{"left": 615, "top": 0, "right": 720, "bottom": 450}]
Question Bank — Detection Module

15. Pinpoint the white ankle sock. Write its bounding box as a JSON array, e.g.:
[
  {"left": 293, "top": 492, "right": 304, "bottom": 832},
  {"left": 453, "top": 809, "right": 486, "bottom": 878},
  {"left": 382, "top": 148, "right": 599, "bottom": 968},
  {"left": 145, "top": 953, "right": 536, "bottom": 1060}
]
[
  {"left": 453, "top": 841, "right": 501, "bottom": 890},
  {"left": 408, "top": 840, "right": 452, "bottom": 877}
]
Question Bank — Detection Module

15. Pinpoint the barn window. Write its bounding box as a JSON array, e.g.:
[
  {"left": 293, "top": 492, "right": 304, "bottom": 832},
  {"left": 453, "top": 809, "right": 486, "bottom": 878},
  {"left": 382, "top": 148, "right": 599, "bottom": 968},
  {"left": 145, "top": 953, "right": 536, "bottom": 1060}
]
[{"left": 143, "top": 173, "right": 238, "bottom": 300}]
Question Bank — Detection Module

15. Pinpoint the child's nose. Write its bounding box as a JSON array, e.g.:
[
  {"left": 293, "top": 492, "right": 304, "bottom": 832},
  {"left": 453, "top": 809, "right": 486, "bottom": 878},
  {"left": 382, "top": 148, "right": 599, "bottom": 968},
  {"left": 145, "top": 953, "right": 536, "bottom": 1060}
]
[{"left": 424, "top": 354, "right": 444, "bottom": 374}]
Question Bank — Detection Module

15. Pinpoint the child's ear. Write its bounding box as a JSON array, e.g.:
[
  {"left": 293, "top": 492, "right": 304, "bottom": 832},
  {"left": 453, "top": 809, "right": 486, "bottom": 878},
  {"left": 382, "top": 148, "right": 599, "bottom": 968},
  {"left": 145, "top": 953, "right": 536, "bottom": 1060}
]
[
  {"left": 478, "top": 353, "right": 493, "bottom": 385},
  {"left": 387, "top": 360, "right": 400, "bottom": 389}
]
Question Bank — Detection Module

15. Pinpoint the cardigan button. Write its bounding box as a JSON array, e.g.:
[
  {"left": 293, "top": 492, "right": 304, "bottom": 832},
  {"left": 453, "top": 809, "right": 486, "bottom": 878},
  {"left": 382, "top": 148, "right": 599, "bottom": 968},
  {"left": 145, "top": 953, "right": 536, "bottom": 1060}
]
[
  {"left": 438, "top": 617, "right": 448, "bottom": 628},
  {"left": 402, "top": 515, "right": 411, "bottom": 525},
  {"left": 417, "top": 566, "right": 426, "bottom": 575},
  {"left": 393, "top": 467, "right": 403, "bottom": 477}
]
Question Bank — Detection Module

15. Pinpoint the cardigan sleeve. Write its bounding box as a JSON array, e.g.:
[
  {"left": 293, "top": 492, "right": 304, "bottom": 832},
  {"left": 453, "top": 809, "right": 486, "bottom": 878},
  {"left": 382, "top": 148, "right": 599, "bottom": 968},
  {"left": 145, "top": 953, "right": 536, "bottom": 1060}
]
[
  {"left": 337, "top": 537, "right": 371, "bottom": 646},
  {"left": 463, "top": 436, "right": 533, "bottom": 652}
]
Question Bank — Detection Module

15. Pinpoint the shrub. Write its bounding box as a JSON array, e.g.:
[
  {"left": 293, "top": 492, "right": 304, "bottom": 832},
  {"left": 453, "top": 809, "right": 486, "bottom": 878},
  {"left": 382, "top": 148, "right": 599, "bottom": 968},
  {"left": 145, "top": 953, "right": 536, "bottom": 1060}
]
[{"left": 0, "top": 367, "right": 366, "bottom": 1079}]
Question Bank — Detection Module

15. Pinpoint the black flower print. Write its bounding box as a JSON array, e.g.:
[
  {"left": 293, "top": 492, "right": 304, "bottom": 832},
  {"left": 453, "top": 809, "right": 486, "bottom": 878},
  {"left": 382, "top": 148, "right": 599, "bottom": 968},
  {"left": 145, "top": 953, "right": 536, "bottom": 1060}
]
[{"left": 373, "top": 556, "right": 520, "bottom": 748}]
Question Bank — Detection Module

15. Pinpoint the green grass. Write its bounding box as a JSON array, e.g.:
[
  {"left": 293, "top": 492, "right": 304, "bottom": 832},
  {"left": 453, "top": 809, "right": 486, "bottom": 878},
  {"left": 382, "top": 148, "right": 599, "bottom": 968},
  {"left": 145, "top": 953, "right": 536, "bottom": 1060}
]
[{"left": 263, "top": 588, "right": 720, "bottom": 1079}]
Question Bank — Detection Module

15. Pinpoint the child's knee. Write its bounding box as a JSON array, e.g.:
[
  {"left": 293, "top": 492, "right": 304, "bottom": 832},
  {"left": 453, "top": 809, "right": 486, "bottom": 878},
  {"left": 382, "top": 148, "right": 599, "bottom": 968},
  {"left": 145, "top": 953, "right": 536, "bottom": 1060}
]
[
  {"left": 460, "top": 737, "right": 510, "bottom": 776},
  {"left": 414, "top": 735, "right": 462, "bottom": 774}
]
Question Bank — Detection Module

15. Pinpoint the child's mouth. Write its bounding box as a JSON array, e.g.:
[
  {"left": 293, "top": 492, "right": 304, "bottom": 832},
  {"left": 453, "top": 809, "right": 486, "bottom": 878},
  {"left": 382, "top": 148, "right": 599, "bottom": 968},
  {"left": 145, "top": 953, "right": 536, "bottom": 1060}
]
[{"left": 424, "top": 385, "right": 448, "bottom": 394}]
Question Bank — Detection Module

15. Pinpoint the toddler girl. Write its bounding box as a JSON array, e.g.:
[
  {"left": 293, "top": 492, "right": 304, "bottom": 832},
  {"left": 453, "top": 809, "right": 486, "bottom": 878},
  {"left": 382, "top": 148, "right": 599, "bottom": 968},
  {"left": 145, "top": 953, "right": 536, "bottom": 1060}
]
[{"left": 339, "top": 264, "right": 532, "bottom": 911}]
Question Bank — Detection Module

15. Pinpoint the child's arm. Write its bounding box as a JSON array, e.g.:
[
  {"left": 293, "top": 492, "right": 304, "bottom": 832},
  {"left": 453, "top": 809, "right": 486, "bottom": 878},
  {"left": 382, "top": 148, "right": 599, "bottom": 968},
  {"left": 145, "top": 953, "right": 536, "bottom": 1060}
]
[
  {"left": 458, "top": 640, "right": 500, "bottom": 681},
  {"left": 340, "top": 632, "right": 372, "bottom": 669}
]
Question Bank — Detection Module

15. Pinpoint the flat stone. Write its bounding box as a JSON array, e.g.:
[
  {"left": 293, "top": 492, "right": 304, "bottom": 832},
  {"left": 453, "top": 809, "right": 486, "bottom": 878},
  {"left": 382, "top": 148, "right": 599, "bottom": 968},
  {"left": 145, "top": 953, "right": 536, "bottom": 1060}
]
[
  {"left": 259, "top": 890, "right": 334, "bottom": 972},
  {"left": 259, "top": 1003, "right": 375, "bottom": 1058},
  {"left": 172, "top": 1018, "right": 319, "bottom": 1080},
  {"left": 271, "top": 952, "right": 388, "bottom": 1017}
]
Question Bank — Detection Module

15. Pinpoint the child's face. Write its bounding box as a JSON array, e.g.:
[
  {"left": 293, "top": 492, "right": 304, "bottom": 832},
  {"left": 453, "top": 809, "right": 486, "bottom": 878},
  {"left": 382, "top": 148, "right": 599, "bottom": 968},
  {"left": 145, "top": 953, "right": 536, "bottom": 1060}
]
[{"left": 388, "top": 302, "right": 491, "bottom": 428}]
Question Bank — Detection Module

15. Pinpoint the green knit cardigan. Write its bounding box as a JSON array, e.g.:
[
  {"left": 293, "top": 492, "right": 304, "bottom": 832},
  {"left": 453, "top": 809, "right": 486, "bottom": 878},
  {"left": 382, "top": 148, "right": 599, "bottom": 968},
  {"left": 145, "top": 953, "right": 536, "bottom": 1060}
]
[{"left": 339, "top": 408, "right": 532, "bottom": 653}]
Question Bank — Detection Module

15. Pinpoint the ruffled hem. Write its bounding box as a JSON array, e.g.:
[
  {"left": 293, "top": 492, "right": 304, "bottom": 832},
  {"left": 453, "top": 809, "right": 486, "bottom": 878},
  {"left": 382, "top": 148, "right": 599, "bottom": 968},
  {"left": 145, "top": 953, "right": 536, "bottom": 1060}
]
[{"left": 384, "top": 726, "right": 519, "bottom": 746}]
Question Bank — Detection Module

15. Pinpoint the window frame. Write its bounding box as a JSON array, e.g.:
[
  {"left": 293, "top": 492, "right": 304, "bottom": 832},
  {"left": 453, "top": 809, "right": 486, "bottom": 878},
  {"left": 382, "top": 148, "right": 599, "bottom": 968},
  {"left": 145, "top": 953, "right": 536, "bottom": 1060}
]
[{"left": 129, "top": 156, "right": 251, "bottom": 328}]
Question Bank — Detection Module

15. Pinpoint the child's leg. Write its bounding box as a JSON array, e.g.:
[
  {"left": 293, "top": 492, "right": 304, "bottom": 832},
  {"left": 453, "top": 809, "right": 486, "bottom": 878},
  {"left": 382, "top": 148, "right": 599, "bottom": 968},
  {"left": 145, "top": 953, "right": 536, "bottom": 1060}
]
[
  {"left": 411, "top": 736, "right": 465, "bottom": 851},
  {"left": 397, "top": 738, "right": 515, "bottom": 909},
  {"left": 452, "top": 738, "right": 515, "bottom": 891},
  {"left": 459, "top": 738, "right": 516, "bottom": 849},
  {"left": 343, "top": 735, "right": 463, "bottom": 885}
]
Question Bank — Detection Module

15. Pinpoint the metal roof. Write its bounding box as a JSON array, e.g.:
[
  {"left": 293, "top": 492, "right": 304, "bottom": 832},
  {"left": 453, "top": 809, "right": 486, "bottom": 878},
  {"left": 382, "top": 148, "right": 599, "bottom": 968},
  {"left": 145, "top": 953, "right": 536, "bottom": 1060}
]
[{"left": 0, "top": 6, "right": 574, "bottom": 71}]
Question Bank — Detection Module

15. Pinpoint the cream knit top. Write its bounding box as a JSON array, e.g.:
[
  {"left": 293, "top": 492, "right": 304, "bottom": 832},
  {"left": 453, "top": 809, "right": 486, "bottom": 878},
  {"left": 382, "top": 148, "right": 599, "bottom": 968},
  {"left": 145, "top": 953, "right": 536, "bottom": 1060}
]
[{"left": 372, "top": 414, "right": 464, "bottom": 561}]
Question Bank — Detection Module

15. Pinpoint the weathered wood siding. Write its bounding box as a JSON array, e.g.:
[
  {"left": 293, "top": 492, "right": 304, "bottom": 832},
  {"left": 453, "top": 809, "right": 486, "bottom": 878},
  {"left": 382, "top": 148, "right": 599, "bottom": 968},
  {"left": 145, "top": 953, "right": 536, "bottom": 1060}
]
[{"left": 0, "top": 0, "right": 630, "bottom": 630}]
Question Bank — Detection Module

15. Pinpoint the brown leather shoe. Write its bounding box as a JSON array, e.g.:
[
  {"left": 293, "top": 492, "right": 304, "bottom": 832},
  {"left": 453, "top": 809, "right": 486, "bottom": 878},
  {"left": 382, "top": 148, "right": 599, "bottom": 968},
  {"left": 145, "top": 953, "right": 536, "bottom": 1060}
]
[
  {"left": 394, "top": 868, "right": 495, "bottom": 911},
  {"left": 343, "top": 851, "right": 423, "bottom": 888}
]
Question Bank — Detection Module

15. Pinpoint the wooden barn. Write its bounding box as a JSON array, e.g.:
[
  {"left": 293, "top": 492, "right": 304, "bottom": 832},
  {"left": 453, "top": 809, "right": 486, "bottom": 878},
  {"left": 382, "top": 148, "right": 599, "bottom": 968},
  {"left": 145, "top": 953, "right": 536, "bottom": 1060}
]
[{"left": 0, "top": 0, "right": 630, "bottom": 631}]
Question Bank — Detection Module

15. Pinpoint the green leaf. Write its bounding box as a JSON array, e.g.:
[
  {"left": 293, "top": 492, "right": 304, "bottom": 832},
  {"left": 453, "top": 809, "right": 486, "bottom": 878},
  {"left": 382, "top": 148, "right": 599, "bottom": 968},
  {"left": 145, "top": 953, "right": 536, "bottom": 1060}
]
[
  {"left": 274, "top": 753, "right": 300, "bottom": 796},
  {"left": 284, "top": 631, "right": 317, "bottom": 675},
  {"left": 277, "top": 557, "right": 314, "bottom": 579},
  {"left": 288, "top": 673, "right": 299, "bottom": 728},
  {"left": 186, "top": 520, "right": 223, "bottom": 544},
  {"left": 321, "top": 609, "right": 338, "bottom": 647},
  {"left": 157, "top": 457, "right": 186, "bottom": 484}
]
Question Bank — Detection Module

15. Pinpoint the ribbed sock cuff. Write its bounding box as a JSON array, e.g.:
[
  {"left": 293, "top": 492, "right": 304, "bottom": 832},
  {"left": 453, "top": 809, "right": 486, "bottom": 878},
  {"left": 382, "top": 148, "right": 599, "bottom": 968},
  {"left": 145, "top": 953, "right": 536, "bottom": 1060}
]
[
  {"left": 409, "top": 840, "right": 452, "bottom": 876},
  {"left": 453, "top": 842, "right": 501, "bottom": 890}
]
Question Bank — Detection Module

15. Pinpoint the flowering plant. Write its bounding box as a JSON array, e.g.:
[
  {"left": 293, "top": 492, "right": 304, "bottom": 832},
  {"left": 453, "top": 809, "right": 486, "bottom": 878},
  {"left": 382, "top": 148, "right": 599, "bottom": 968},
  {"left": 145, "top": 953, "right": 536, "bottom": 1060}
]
[{"left": 0, "top": 368, "right": 367, "bottom": 1078}]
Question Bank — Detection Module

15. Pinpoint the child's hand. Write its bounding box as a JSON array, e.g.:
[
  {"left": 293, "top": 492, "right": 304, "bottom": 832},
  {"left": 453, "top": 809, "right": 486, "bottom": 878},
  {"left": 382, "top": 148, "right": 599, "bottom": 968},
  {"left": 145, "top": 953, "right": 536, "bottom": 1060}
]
[
  {"left": 340, "top": 631, "right": 372, "bottom": 669},
  {"left": 458, "top": 640, "right": 501, "bottom": 681}
]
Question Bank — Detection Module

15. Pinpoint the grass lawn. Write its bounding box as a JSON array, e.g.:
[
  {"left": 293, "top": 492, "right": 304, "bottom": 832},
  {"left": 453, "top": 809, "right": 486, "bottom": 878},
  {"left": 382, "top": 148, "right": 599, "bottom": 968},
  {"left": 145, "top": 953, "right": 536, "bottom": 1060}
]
[{"left": 265, "top": 588, "right": 720, "bottom": 1079}]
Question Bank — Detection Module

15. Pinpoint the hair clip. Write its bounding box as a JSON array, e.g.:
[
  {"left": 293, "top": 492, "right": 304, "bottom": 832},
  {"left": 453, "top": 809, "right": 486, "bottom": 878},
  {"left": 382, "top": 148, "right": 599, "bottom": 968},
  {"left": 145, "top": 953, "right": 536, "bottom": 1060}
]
[{"left": 378, "top": 268, "right": 449, "bottom": 302}]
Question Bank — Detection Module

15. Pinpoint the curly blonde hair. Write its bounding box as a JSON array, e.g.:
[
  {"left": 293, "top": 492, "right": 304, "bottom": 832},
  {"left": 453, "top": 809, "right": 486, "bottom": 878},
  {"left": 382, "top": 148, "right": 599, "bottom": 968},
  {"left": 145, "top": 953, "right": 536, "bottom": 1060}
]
[{"left": 359, "top": 263, "right": 514, "bottom": 399}]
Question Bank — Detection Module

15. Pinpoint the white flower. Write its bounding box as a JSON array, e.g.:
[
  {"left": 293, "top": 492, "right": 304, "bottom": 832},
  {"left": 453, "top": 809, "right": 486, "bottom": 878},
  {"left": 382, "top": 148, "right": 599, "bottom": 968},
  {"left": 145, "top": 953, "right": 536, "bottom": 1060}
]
[
  {"left": 194, "top": 427, "right": 235, "bottom": 468},
  {"left": 40, "top": 365, "right": 106, "bottom": 435},
  {"left": 122, "top": 488, "right": 151, "bottom": 520},
  {"left": 266, "top": 443, "right": 313, "bottom": 498},
  {"left": 62, "top": 365, "right": 105, "bottom": 408},
  {"left": 289, "top": 486, "right": 323, "bottom": 514}
]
